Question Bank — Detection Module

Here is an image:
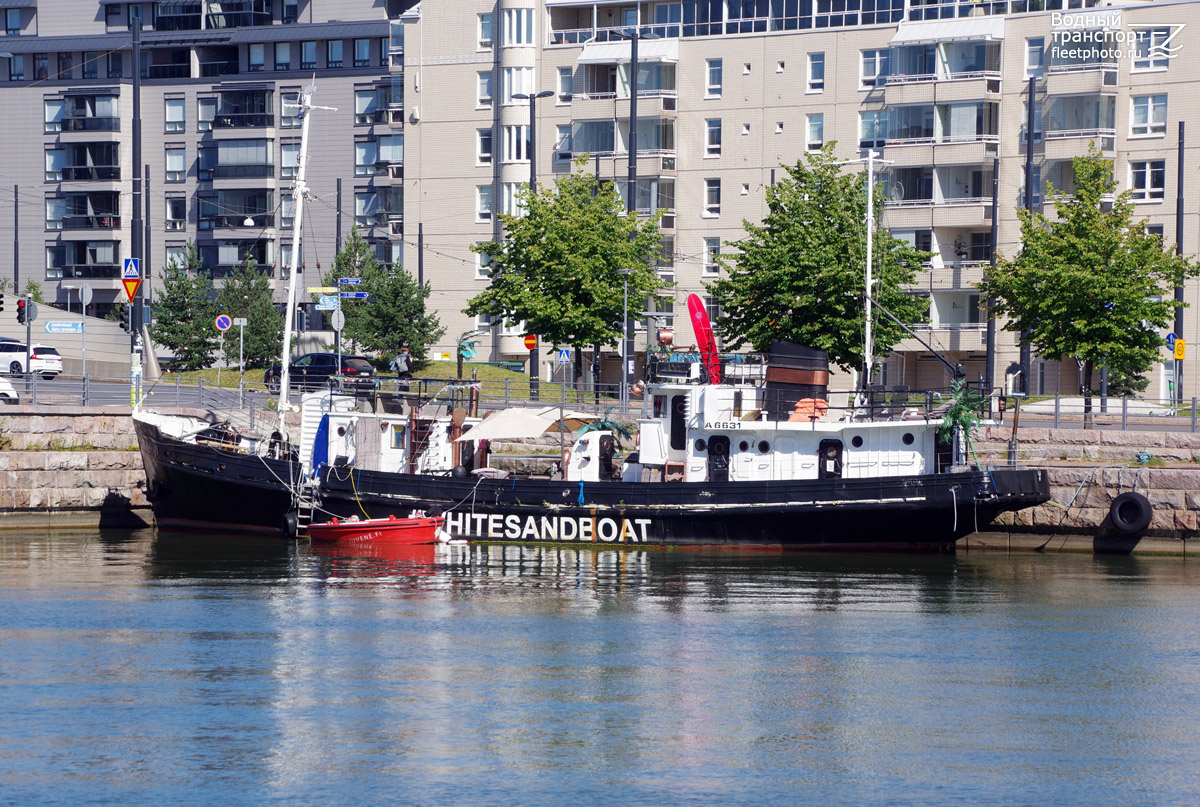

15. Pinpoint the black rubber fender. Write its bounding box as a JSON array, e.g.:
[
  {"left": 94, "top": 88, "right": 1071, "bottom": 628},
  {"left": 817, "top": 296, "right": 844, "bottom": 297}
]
[
  {"left": 1109, "top": 491, "right": 1152, "bottom": 535},
  {"left": 281, "top": 511, "right": 299, "bottom": 539}
]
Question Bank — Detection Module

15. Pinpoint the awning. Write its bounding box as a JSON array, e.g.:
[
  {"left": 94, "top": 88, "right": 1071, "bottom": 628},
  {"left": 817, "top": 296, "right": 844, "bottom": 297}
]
[
  {"left": 0, "top": 33, "right": 131, "bottom": 53},
  {"left": 455, "top": 406, "right": 594, "bottom": 442},
  {"left": 577, "top": 38, "right": 679, "bottom": 64},
  {"left": 890, "top": 18, "right": 1005, "bottom": 44},
  {"left": 2, "top": 0, "right": 37, "bottom": 8},
  {"left": 227, "top": 20, "right": 388, "bottom": 43}
]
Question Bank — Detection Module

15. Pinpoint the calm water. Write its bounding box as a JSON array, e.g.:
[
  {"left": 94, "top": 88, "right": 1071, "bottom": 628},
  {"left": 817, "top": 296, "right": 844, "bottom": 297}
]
[{"left": 1, "top": 530, "right": 1199, "bottom": 806}]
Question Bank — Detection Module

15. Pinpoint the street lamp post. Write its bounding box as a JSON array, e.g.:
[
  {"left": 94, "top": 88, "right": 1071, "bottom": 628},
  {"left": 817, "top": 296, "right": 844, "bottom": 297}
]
[
  {"left": 513, "top": 89, "right": 554, "bottom": 401},
  {"left": 618, "top": 268, "right": 632, "bottom": 410}
]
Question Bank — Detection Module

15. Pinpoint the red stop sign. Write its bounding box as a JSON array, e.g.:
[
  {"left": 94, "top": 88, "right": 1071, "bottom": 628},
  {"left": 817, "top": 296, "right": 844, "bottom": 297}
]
[{"left": 523, "top": 334, "right": 537, "bottom": 350}]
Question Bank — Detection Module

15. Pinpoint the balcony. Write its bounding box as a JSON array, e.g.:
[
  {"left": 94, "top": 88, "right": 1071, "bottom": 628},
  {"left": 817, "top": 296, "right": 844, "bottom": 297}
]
[
  {"left": 47, "top": 263, "right": 120, "bottom": 280},
  {"left": 213, "top": 164, "right": 275, "bottom": 179},
  {"left": 200, "top": 60, "right": 239, "bottom": 78},
  {"left": 199, "top": 214, "right": 275, "bottom": 230},
  {"left": 59, "top": 116, "right": 121, "bottom": 133},
  {"left": 214, "top": 113, "right": 274, "bottom": 129},
  {"left": 148, "top": 63, "right": 191, "bottom": 80},
  {"left": 62, "top": 166, "right": 120, "bottom": 181},
  {"left": 61, "top": 215, "right": 121, "bottom": 230},
  {"left": 895, "top": 324, "right": 986, "bottom": 353}
]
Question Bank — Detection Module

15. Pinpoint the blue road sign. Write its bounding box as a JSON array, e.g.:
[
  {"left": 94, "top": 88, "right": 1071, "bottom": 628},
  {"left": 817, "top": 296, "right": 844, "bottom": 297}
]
[
  {"left": 338, "top": 278, "right": 362, "bottom": 285},
  {"left": 45, "top": 321, "right": 84, "bottom": 334},
  {"left": 215, "top": 314, "right": 232, "bottom": 332},
  {"left": 339, "top": 292, "right": 370, "bottom": 299},
  {"left": 558, "top": 348, "right": 571, "bottom": 364},
  {"left": 1166, "top": 332, "right": 1178, "bottom": 349}
]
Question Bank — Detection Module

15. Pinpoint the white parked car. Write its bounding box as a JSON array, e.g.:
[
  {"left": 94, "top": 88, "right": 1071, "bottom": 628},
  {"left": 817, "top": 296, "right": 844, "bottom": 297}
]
[
  {"left": 0, "top": 341, "right": 63, "bottom": 379},
  {"left": 0, "top": 375, "right": 17, "bottom": 404}
]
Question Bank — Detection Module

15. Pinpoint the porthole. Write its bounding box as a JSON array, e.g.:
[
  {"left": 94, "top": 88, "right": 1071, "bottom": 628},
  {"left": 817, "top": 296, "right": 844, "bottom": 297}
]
[
  {"left": 902, "top": 432, "right": 915, "bottom": 445},
  {"left": 695, "top": 438, "right": 708, "bottom": 452},
  {"left": 336, "top": 426, "right": 346, "bottom": 437},
  {"left": 758, "top": 440, "right": 770, "bottom": 454},
  {"left": 851, "top": 435, "right": 863, "bottom": 448},
  {"left": 739, "top": 440, "right": 750, "bottom": 452}
]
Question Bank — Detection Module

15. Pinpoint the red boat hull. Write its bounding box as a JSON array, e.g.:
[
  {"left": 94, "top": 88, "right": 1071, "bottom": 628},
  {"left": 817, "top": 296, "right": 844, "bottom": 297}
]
[{"left": 308, "top": 514, "right": 445, "bottom": 545}]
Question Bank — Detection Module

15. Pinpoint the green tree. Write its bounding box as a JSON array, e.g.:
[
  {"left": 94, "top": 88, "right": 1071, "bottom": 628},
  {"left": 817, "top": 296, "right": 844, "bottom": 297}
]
[
  {"left": 149, "top": 242, "right": 219, "bottom": 371},
  {"left": 216, "top": 257, "right": 284, "bottom": 370},
  {"left": 22, "top": 280, "right": 45, "bottom": 303},
  {"left": 978, "top": 145, "right": 1196, "bottom": 414},
  {"left": 706, "top": 146, "right": 928, "bottom": 373},
  {"left": 319, "top": 228, "right": 444, "bottom": 365},
  {"left": 465, "top": 159, "right": 668, "bottom": 382}
]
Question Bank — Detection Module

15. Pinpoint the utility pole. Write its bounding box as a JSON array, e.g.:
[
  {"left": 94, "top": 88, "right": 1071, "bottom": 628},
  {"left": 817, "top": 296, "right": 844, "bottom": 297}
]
[
  {"left": 986, "top": 156, "right": 999, "bottom": 412},
  {"left": 1175, "top": 121, "right": 1186, "bottom": 403},
  {"left": 130, "top": 19, "right": 143, "bottom": 353},
  {"left": 1019, "top": 75, "right": 1036, "bottom": 395}
]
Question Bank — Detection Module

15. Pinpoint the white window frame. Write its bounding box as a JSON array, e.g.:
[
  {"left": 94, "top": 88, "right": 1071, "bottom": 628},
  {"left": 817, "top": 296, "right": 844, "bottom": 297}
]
[
  {"left": 281, "top": 142, "right": 299, "bottom": 178},
  {"left": 502, "top": 124, "right": 530, "bottom": 163},
  {"left": 501, "top": 8, "right": 533, "bottom": 47},
  {"left": 477, "top": 128, "right": 493, "bottom": 165},
  {"left": 1131, "top": 94, "right": 1167, "bottom": 137},
  {"left": 860, "top": 110, "right": 887, "bottom": 149},
  {"left": 165, "top": 197, "right": 187, "bottom": 231},
  {"left": 478, "top": 12, "right": 493, "bottom": 50},
  {"left": 476, "top": 250, "right": 493, "bottom": 280},
  {"left": 703, "top": 178, "right": 721, "bottom": 217},
  {"left": 702, "top": 237, "right": 720, "bottom": 276},
  {"left": 476, "top": 185, "right": 493, "bottom": 222},
  {"left": 165, "top": 98, "right": 185, "bottom": 133},
  {"left": 165, "top": 147, "right": 186, "bottom": 182},
  {"left": 554, "top": 124, "right": 573, "bottom": 163},
  {"left": 503, "top": 182, "right": 525, "bottom": 216},
  {"left": 354, "top": 140, "right": 379, "bottom": 176},
  {"left": 1130, "top": 159, "right": 1166, "bottom": 201},
  {"left": 861, "top": 49, "right": 889, "bottom": 88},
  {"left": 705, "top": 119, "right": 721, "bottom": 157},
  {"left": 557, "top": 66, "right": 573, "bottom": 105},
  {"left": 501, "top": 67, "right": 532, "bottom": 106},
  {"left": 477, "top": 71, "right": 493, "bottom": 109},
  {"left": 1132, "top": 27, "right": 1171, "bottom": 71},
  {"left": 43, "top": 99, "right": 64, "bottom": 133},
  {"left": 807, "top": 52, "right": 824, "bottom": 93},
  {"left": 1025, "top": 37, "right": 1045, "bottom": 79},
  {"left": 705, "top": 58, "right": 722, "bottom": 98},
  {"left": 807, "top": 113, "right": 824, "bottom": 151}
]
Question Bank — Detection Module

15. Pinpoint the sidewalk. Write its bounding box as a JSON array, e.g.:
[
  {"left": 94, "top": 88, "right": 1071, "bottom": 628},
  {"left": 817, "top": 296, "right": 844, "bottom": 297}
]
[{"left": 1020, "top": 397, "right": 1177, "bottom": 416}]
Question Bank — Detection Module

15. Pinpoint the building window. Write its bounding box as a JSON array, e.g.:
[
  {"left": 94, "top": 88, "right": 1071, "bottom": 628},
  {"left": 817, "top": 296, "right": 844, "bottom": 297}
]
[
  {"left": 861, "top": 49, "right": 890, "bottom": 87},
  {"left": 478, "top": 13, "right": 493, "bottom": 49},
  {"left": 1130, "top": 160, "right": 1166, "bottom": 200},
  {"left": 477, "top": 128, "right": 493, "bottom": 165},
  {"left": 327, "top": 40, "right": 343, "bottom": 69},
  {"left": 281, "top": 142, "right": 299, "bottom": 178},
  {"left": 354, "top": 89, "right": 381, "bottom": 124},
  {"left": 354, "top": 191, "right": 379, "bottom": 228},
  {"left": 1026, "top": 37, "right": 1045, "bottom": 79},
  {"left": 283, "top": 0, "right": 299, "bottom": 23},
  {"left": 478, "top": 71, "right": 493, "bottom": 108},
  {"left": 165, "top": 98, "right": 185, "bottom": 132},
  {"left": 1022, "top": 101, "right": 1042, "bottom": 144},
  {"left": 705, "top": 119, "right": 721, "bottom": 157},
  {"left": 379, "top": 133, "right": 402, "bottom": 166},
  {"left": 301, "top": 41, "right": 316, "bottom": 70},
  {"left": 503, "top": 124, "right": 530, "bottom": 163},
  {"left": 554, "top": 124, "right": 572, "bottom": 162},
  {"left": 502, "top": 66, "right": 532, "bottom": 105},
  {"left": 502, "top": 182, "right": 525, "bottom": 216},
  {"left": 704, "top": 178, "right": 721, "bottom": 216},
  {"left": 280, "top": 91, "right": 299, "bottom": 128},
  {"left": 860, "top": 110, "right": 887, "bottom": 149},
  {"left": 43, "top": 99, "right": 64, "bottom": 133},
  {"left": 379, "top": 37, "right": 389, "bottom": 67},
  {"left": 502, "top": 8, "right": 533, "bottom": 46},
  {"left": 703, "top": 237, "right": 720, "bottom": 276},
  {"left": 1133, "top": 28, "right": 1171, "bottom": 71},
  {"left": 476, "top": 250, "right": 493, "bottom": 279},
  {"left": 7, "top": 53, "right": 23, "bottom": 80},
  {"left": 57, "top": 53, "right": 73, "bottom": 79},
  {"left": 81, "top": 51, "right": 98, "bottom": 80},
  {"left": 353, "top": 39, "right": 370, "bottom": 68},
  {"left": 706, "top": 58, "right": 722, "bottom": 97},
  {"left": 274, "top": 42, "right": 290, "bottom": 71},
  {"left": 106, "top": 51, "right": 121, "bottom": 78},
  {"left": 807, "top": 53, "right": 824, "bottom": 92},
  {"left": 166, "top": 197, "right": 186, "bottom": 231},
  {"left": 45, "top": 197, "right": 64, "bottom": 230},
  {"left": 807, "top": 113, "right": 824, "bottom": 150},
  {"left": 248, "top": 43, "right": 264, "bottom": 71},
  {"left": 355, "top": 141, "right": 379, "bottom": 176},
  {"left": 165, "top": 148, "right": 186, "bottom": 182},
  {"left": 477, "top": 185, "right": 493, "bottom": 221},
  {"left": 5, "top": 8, "right": 19, "bottom": 35},
  {"left": 1131, "top": 95, "right": 1167, "bottom": 137},
  {"left": 557, "top": 66, "right": 573, "bottom": 104},
  {"left": 198, "top": 97, "right": 215, "bottom": 131},
  {"left": 280, "top": 194, "right": 294, "bottom": 229},
  {"left": 33, "top": 52, "right": 46, "bottom": 80}
]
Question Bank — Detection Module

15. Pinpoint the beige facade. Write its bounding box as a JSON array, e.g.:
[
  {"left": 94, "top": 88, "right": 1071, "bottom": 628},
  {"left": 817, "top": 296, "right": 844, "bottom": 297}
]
[{"left": 2, "top": 0, "right": 1199, "bottom": 400}]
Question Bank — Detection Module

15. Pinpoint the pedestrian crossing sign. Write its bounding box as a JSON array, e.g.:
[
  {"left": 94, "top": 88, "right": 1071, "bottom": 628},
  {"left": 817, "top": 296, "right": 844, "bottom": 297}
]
[
  {"left": 558, "top": 348, "right": 570, "bottom": 364},
  {"left": 123, "top": 258, "right": 140, "bottom": 279}
]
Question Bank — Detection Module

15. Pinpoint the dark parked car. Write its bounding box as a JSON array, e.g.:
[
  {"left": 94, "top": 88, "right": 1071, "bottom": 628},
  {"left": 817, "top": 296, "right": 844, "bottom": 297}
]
[{"left": 263, "top": 353, "right": 376, "bottom": 393}]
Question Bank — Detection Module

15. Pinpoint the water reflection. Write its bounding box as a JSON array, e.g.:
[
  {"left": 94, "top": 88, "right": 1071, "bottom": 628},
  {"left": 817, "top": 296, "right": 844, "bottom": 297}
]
[{"left": 1, "top": 530, "right": 1198, "bottom": 805}]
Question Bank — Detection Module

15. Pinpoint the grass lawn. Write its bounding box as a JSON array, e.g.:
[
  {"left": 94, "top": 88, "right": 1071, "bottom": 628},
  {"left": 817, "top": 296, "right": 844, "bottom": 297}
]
[{"left": 161, "top": 360, "right": 532, "bottom": 389}]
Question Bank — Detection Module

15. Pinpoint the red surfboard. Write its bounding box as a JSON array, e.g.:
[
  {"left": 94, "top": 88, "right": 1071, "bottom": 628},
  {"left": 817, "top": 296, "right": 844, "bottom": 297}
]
[{"left": 687, "top": 293, "right": 721, "bottom": 384}]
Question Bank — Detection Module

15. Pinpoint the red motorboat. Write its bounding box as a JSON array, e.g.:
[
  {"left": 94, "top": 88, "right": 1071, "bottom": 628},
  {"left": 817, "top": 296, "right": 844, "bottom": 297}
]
[{"left": 308, "top": 513, "right": 445, "bottom": 545}]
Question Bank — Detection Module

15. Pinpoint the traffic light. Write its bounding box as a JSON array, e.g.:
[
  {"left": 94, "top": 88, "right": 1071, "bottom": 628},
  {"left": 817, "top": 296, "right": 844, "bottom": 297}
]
[
  {"left": 0, "top": 291, "right": 5, "bottom": 313},
  {"left": 16, "top": 297, "right": 26, "bottom": 325},
  {"left": 120, "top": 305, "right": 132, "bottom": 333}
]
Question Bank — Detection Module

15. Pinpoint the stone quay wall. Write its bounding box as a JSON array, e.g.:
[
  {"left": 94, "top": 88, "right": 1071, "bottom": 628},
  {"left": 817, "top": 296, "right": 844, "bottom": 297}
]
[
  {"left": 0, "top": 407, "right": 147, "bottom": 528},
  {"left": 970, "top": 425, "right": 1200, "bottom": 552}
]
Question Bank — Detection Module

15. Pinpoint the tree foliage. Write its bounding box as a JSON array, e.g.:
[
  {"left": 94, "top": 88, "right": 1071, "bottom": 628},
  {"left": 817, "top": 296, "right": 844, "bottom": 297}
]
[
  {"left": 216, "top": 258, "right": 284, "bottom": 370},
  {"left": 465, "top": 160, "right": 669, "bottom": 365},
  {"left": 706, "top": 145, "right": 929, "bottom": 372},
  {"left": 978, "top": 144, "right": 1197, "bottom": 398},
  {"left": 149, "top": 242, "right": 219, "bottom": 371},
  {"left": 319, "top": 228, "right": 444, "bottom": 366}
]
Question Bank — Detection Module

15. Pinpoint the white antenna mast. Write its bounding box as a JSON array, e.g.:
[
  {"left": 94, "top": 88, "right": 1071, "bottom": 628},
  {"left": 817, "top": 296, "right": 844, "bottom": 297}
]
[{"left": 277, "top": 81, "right": 336, "bottom": 428}]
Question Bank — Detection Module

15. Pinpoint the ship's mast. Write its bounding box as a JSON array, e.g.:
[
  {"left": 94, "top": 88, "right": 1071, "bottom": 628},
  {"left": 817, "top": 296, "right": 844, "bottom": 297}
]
[{"left": 277, "top": 82, "right": 333, "bottom": 430}]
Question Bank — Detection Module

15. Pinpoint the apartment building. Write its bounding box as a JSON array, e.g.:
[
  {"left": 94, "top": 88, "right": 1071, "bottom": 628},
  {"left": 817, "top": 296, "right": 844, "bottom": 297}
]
[{"left": 2, "top": 0, "right": 1198, "bottom": 399}]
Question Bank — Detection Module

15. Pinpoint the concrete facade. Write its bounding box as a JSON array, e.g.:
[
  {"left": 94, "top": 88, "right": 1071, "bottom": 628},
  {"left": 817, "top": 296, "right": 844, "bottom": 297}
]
[{"left": 1, "top": 0, "right": 1199, "bottom": 397}]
